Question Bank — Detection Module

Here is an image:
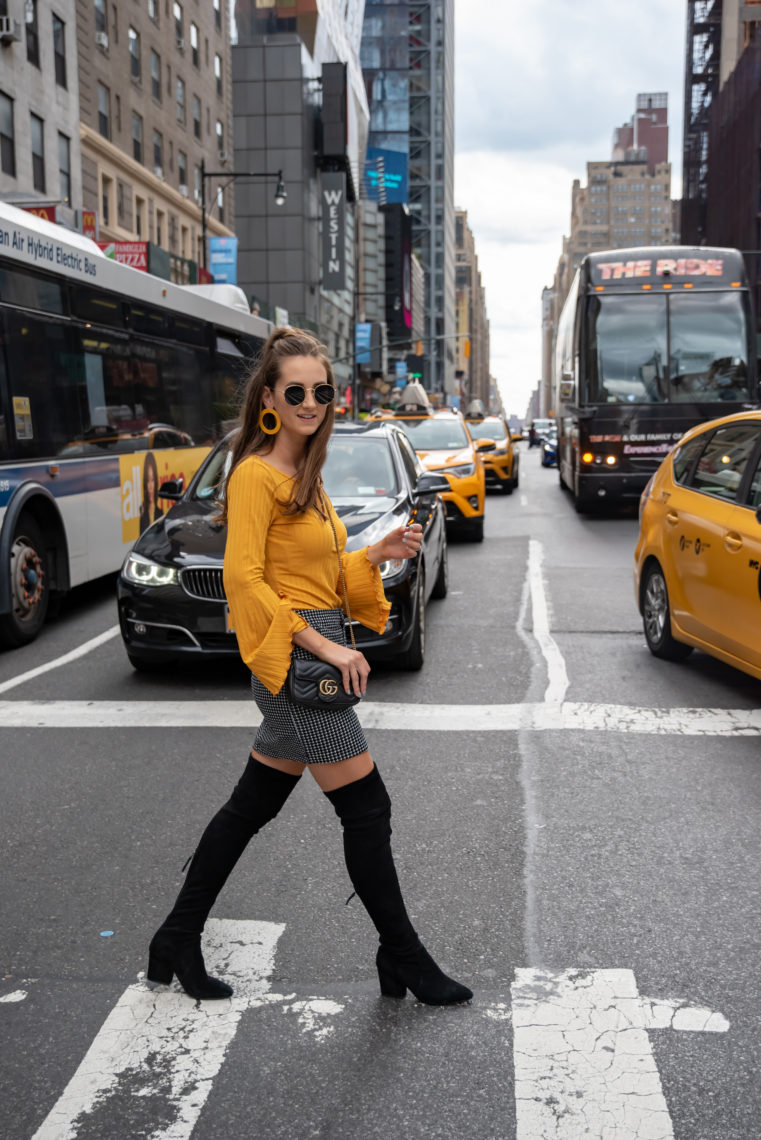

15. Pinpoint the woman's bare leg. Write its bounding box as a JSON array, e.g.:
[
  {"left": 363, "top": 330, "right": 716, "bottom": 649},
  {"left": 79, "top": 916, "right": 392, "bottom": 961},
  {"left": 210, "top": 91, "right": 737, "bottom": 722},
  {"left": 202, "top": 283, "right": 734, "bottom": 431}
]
[
  {"left": 306, "top": 749, "right": 374, "bottom": 792},
  {"left": 251, "top": 749, "right": 307, "bottom": 779}
]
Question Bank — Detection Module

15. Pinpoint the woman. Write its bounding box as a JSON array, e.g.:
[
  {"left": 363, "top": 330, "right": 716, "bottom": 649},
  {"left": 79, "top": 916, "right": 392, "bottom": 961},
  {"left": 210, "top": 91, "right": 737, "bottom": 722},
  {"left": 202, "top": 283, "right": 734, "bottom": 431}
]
[
  {"left": 139, "top": 451, "right": 164, "bottom": 533},
  {"left": 147, "top": 328, "right": 471, "bottom": 1006}
]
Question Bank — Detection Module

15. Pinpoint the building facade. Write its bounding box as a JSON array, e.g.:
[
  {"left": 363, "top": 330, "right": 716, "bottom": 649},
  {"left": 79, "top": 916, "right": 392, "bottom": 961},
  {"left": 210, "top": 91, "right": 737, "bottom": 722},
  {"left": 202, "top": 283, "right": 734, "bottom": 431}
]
[
  {"left": 75, "top": 0, "right": 234, "bottom": 277},
  {"left": 361, "top": 0, "right": 455, "bottom": 396},
  {"left": 0, "top": 0, "right": 83, "bottom": 228},
  {"left": 454, "top": 208, "right": 489, "bottom": 408}
]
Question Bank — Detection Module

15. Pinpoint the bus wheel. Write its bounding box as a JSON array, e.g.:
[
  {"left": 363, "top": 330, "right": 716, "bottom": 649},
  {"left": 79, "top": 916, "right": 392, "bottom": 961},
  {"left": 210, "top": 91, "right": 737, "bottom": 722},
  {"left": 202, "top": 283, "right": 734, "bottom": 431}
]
[
  {"left": 0, "top": 515, "right": 51, "bottom": 647},
  {"left": 642, "top": 562, "right": 693, "bottom": 662}
]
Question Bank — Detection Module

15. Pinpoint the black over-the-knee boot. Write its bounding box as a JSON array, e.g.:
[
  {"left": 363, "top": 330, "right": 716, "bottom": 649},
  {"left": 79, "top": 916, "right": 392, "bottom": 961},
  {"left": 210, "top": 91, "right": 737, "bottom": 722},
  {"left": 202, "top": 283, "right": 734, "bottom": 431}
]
[
  {"left": 147, "top": 756, "right": 301, "bottom": 999},
  {"left": 326, "top": 766, "right": 472, "bottom": 1005}
]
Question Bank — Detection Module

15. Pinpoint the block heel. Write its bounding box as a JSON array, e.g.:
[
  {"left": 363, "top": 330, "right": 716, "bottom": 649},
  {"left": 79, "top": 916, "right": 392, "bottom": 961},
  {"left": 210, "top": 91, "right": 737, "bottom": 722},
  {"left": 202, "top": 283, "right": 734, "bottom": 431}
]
[
  {"left": 146, "top": 931, "right": 233, "bottom": 1000},
  {"left": 146, "top": 953, "right": 174, "bottom": 988},
  {"left": 376, "top": 953, "right": 407, "bottom": 998},
  {"left": 376, "top": 944, "right": 472, "bottom": 1006}
]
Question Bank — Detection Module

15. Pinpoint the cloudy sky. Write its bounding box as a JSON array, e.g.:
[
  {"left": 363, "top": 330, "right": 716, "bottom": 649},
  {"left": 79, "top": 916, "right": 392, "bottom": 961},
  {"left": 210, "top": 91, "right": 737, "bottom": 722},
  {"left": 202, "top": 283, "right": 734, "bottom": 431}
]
[{"left": 454, "top": 0, "right": 687, "bottom": 417}]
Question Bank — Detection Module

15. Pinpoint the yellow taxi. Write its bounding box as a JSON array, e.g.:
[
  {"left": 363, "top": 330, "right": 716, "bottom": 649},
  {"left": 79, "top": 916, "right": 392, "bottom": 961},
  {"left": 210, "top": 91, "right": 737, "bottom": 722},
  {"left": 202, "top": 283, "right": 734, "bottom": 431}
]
[
  {"left": 464, "top": 414, "right": 519, "bottom": 494},
  {"left": 392, "top": 408, "right": 486, "bottom": 542},
  {"left": 634, "top": 410, "right": 761, "bottom": 681}
]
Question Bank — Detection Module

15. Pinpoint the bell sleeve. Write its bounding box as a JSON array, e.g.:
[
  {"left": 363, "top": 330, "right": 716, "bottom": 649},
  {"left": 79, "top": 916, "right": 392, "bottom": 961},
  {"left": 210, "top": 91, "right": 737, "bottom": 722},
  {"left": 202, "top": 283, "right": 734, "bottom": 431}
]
[
  {"left": 223, "top": 459, "right": 308, "bottom": 695},
  {"left": 338, "top": 548, "right": 391, "bottom": 635}
]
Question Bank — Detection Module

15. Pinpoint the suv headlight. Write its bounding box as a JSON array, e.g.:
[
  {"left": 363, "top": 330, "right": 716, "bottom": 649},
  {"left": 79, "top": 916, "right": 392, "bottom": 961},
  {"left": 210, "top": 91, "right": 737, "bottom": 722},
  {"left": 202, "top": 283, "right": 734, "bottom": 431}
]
[
  {"left": 438, "top": 463, "right": 475, "bottom": 477},
  {"left": 379, "top": 557, "right": 407, "bottom": 580},
  {"left": 122, "top": 552, "right": 179, "bottom": 587}
]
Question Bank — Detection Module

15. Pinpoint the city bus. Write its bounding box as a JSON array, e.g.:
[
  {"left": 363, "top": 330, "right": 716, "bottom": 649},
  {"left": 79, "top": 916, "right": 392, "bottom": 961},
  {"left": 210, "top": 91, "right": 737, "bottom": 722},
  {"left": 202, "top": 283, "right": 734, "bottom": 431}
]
[
  {"left": 552, "top": 246, "right": 758, "bottom": 512},
  {"left": 0, "top": 201, "right": 271, "bottom": 647}
]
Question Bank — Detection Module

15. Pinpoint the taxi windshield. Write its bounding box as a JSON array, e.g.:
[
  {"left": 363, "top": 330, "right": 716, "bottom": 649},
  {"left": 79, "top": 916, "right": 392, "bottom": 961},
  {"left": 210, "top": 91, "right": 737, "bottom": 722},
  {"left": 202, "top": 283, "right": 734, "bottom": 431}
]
[
  {"left": 466, "top": 419, "right": 507, "bottom": 441},
  {"left": 395, "top": 417, "right": 470, "bottom": 450}
]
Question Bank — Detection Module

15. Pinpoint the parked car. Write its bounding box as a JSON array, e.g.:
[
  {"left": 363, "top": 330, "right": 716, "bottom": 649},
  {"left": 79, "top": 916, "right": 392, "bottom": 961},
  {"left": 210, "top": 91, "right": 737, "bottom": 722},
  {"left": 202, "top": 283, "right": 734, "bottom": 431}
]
[
  {"left": 392, "top": 408, "right": 487, "bottom": 541},
  {"left": 117, "top": 421, "right": 450, "bottom": 673},
  {"left": 464, "top": 415, "right": 519, "bottom": 493},
  {"left": 634, "top": 410, "right": 761, "bottom": 682},
  {"left": 540, "top": 427, "right": 558, "bottom": 468}
]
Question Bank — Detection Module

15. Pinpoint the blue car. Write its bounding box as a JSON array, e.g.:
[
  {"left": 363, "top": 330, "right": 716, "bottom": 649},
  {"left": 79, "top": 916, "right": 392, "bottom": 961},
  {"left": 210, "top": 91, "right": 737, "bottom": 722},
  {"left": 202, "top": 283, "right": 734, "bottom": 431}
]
[{"left": 540, "top": 431, "right": 558, "bottom": 467}]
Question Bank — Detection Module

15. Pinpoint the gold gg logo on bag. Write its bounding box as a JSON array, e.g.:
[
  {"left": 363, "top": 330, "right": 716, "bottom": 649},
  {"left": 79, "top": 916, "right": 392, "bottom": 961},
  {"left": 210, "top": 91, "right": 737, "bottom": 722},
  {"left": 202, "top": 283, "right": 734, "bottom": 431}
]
[{"left": 319, "top": 677, "right": 339, "bottom": 698}]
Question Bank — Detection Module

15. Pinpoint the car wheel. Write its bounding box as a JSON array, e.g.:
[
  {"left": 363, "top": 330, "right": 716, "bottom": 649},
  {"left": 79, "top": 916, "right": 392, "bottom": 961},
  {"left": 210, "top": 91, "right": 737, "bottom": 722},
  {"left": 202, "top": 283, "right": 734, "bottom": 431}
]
[
  {"left": 431, "top": 542, "right": 448, "bottom": 599},
  {"left": 0, "top": 515, "right": 51, "bottom": 648},
  {"left": 468, "top": 516, "right": 484, "bottom": 543},
  {"left": 641, "top": 562, "right": 693, "bottom": 662},
  {"left": 396, "top": 569, "right": 425, "bottom": 670},
  {"left": 502, "top": 477, "right": 514, "bottom": 495}
]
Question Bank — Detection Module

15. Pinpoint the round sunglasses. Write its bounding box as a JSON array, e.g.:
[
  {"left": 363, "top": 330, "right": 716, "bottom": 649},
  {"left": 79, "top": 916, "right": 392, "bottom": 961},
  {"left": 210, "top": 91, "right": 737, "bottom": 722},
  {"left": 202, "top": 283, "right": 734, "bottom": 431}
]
[{"left": 283, "top": 383, "right": 336, "bottom": 406}]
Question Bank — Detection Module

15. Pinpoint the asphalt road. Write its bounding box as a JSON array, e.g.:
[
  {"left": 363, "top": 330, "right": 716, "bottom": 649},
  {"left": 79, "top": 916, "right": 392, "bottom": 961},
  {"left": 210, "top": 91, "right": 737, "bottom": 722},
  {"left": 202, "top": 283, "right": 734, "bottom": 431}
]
[{"left": 2, "top": 445, "right": 760, "bottom": 1140}]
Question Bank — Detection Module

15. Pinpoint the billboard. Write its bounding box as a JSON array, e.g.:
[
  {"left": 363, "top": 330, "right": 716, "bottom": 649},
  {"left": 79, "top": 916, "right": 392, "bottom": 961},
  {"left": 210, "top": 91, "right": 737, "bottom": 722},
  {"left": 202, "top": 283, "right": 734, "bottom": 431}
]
[
  {"left": 365, "top": 147, "right": 409, "bottom": 205},
  {"left": 97, "top": 241, "right": 148, "bottom": 271},
  {"left": 381, "top": 203, "right": 412, "bottom": 339},
  {"left": 322, "top": 171, "right": 347, "bottom": 291},
  {"left": 356, "top": 322, "right": 372, "bottom": 365},
  {"left": 209, "top": 236, "right": 238, "bottom": 285}
]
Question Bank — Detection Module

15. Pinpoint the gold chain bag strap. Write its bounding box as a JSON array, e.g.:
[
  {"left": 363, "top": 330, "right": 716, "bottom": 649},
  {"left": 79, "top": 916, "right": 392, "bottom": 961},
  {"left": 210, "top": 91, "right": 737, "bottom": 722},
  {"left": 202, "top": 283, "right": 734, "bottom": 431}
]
[{"left": 286, "top": 495, "right": 360, "bottom": 709}]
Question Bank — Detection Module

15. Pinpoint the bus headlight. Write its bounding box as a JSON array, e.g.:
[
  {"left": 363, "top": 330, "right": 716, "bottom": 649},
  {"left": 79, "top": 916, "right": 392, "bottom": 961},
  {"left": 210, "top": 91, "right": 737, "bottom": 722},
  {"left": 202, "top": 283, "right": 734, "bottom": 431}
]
[
  {"left": 605, "top": 455, "right": 618, "bottom": 466},
  {"left": 122, "top": 552, "right": 179, "bottom": 587}
]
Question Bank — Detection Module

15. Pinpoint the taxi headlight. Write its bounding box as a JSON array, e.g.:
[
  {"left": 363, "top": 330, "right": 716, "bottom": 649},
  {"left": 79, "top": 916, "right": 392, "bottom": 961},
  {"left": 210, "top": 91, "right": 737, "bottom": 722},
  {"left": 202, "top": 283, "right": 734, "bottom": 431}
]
[
  {"left": 379, "top": 558, "right": 407, "bottom": 580},
  {"left": 122, "top": 552, "right": 179, "bottom": 587},
  {"left": 492, "top": 446, "right": 508, "bottom": 455},
  {"left": 438, "top": 463, "right": 476, "bottom": 477}
]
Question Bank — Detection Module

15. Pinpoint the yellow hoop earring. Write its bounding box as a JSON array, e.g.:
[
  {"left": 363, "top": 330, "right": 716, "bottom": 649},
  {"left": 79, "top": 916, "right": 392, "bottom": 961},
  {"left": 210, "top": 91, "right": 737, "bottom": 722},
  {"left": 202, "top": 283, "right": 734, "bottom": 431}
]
[{"left": 258, "top": 408, "right": 281, "bottom": 435}]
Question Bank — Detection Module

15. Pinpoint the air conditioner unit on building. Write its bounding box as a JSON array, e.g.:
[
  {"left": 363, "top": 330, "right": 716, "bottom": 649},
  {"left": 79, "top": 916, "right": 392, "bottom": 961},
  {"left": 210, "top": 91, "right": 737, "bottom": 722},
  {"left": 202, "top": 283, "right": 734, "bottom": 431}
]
[
  {"left": 95, "top": 30, "right": 108, "bottom": 48},
  {"left": 154, "top": 165, "right": 163, "bottom": 179},
  {"left": 218, "top": 151, "right": 229, "bottom": 164},
  {"left": 179, "top": 184, "right": 188, "bottom": 196},
  {"left": 176, "top": 37, "right": 185, "bottom": 50},
  {"left": 0, "top": 16, "right": 22, "bottom": 42}
]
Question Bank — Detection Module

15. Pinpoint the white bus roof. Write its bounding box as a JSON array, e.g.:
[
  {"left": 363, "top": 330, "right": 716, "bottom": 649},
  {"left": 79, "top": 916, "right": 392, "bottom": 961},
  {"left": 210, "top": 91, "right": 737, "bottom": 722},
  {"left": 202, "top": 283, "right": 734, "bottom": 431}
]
[{"left": 0, "top": 200, "right": 272, "bottom": 340}]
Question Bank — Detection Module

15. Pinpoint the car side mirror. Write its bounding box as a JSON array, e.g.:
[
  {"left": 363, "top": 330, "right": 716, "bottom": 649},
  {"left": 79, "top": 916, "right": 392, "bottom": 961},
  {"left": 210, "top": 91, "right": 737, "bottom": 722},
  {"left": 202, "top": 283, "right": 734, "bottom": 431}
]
[
  {"left": 474, "top": 438, "right": 497, "bottom": 453},
  {"left": 413, "top": 472, "right": 450, "bottom": 497},
  {"left": 158, "top": 478, "right": 184, "bottom": 500}
]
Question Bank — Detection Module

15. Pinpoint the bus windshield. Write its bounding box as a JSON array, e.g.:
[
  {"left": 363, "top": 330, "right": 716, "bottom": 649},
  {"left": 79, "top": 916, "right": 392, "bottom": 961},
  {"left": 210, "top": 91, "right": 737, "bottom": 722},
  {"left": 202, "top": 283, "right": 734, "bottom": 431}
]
[{"left": 583, "top": 291, "right": 750, "bottom": 404}]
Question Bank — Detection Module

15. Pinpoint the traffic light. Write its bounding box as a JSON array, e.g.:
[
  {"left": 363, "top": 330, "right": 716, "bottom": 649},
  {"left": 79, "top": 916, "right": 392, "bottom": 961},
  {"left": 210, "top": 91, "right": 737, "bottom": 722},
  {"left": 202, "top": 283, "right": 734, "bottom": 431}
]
[{"left": 416, "top": 340, "right": 423, "bottom": 356}]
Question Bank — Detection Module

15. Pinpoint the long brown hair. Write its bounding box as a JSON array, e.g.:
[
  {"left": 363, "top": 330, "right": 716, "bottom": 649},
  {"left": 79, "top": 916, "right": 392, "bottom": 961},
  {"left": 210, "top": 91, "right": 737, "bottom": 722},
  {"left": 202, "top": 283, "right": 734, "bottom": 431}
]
[{"left": 218, "top": 326, "right": 336, "bottom": 523}]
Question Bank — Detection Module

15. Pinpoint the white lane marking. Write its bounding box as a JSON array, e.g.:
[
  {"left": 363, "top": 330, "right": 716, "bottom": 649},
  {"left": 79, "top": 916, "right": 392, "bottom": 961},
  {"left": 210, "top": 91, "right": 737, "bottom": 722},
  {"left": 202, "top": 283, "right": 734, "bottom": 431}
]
[
  {"left": 520, "top": 494, "right": 528, "bottom": 507},
  {"left": 5, "top": 699, "right": 759, "bottom": 735},
  {"left": 282, "top": 998, "right": 344, "bottom": 1043},
  {"left": 0, "top": 989, "right": 27, "bottom": 1003},
  {"left": 527, "top": 539, "right": 568, "bottom": 704},
  {"left": 512, "top": 968, "right": 729, "bottom": 1140},
  {"left": 0, "top": 625, "right": 120, "bottom": 696},
  {"left": 32, "top": 919, "right": 283, "bottom": 1140}
]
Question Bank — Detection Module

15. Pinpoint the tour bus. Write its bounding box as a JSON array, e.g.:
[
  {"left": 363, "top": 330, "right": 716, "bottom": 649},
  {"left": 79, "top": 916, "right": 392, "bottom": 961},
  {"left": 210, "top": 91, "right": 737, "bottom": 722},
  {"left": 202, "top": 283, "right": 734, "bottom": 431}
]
[
  {"left": 552, "top": 246, "right": 758, "bottom": 512},
  {"left": 0, "top": 201, "right": 271, "bottom": 648}
]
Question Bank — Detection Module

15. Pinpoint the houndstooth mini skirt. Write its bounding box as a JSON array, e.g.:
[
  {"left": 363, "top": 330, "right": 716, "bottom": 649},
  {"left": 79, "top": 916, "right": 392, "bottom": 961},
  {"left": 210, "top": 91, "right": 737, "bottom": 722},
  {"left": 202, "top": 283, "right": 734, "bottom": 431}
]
[{"left": 250, "top": 608, "right": 368, "bottom": 765}]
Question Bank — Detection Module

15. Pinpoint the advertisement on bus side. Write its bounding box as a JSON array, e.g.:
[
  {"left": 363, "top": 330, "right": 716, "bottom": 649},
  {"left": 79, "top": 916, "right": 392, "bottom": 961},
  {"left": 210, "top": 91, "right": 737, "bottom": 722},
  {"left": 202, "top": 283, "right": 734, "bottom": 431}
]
[{"left": 119, "top": 447, "right": 210, "bottom": 543}]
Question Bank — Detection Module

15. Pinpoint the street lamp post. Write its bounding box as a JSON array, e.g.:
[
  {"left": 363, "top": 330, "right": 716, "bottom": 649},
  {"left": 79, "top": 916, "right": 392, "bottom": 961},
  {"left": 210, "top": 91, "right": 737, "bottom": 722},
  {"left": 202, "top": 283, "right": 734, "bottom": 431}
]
[{"left": 200, "top": 158, "right": 287, "bottom": 271}]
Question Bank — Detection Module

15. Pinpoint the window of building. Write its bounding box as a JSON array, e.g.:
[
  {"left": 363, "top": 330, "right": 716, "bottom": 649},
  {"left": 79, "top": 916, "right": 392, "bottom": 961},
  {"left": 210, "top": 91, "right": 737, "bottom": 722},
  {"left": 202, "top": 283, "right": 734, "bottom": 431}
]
[
  {"left": 51, "top": 13, "right": 67, "bottom": 85},
  {"left": 173, "top": 1, "right": 183, "bottom": 45},
  {"left": 176, "top": 77, "right": 185, "bottom": 124},
  {"left": 0, "top": 92, "right": 15, "bottom": 177},
  {"left": 153, "top": 129, "right": 163, "bottom": 176},
  {"left": 135, "top": 196, "right": 145, "bottom": 238},
  {"left": 216, "top": 184, "right": 224, "bottom": 225},
  {"left": 213, "top": 0, "right": 220, "bottom": 30},
  {"left": 129, "top": 26, "right": 140, "bottom": 80},
  {"left": 111, "top": 3, "right": 117, "bottom": 42},
  {"left": 94, "top": 0, "right": 106, "bottom": 34},
  {"left": 215, "top": 118, "right": 223, "bottom": 155},
  {"left": 214, "top": 53, "right": 222, "bottom": 95},
  {"left": 178, "top": 149, "right": 187, "bottom": 191},
  {"left": 26, "top": 0, "right": 39, "bottom": 66},
  {"left": 58, "top": 131, "right": 71, "bottom": 204},
  {"left": 132, "top": 111, "right": 143, "bottom": 162},
  {"left": 148, "top": 0, "right": 158, "bottom": 21},
  {"left": 97, "top": 82, "right": 110, "bottom": 139},
  {"left": 101, "top": 172, "right": 113, "bottom": 226},
  {"left": 30, "top": 113, "right": 45, "bottom": 192},
  {"left": 193, "top": 163, "right": 201, "bottom": 202},
  {"left": 150, "top": 50, "right": 161, "bottom": 100},
  {"left": 117, "top": 180, "right": 128, "bottom": 227},
  {"left": 192, "top": 95, "right": 201, "bottom": 139},
  {"left": 155, "top": 207, "right": 165, "bottom": 246},
  {"left": 190, "top": 21, "right": 198, "bottom": 67},
  {"left": 180, "top": 224, "right": 189, "bottom": 257}
]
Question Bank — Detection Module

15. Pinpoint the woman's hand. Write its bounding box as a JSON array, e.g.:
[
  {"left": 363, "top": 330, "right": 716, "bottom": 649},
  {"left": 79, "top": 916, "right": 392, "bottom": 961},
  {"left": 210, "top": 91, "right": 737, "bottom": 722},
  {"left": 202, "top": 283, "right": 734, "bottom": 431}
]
[
  {"left": 320, "top": 641, "right": 371, "bottom": 697},
  {"left": 368, "top": 523, "right": 423, "bottom": 565}
]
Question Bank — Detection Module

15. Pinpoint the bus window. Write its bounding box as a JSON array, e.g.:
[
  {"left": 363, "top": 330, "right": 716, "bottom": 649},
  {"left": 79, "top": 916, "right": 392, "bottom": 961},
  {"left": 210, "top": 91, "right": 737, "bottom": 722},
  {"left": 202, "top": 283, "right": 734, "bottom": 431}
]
[
  {"left": 668, "top": 293, "right": 750, "bottom": 403},
  {"left": 584, "top": 294, "right": 667, "bottom": 404},
  {"left": 173, "top": 315, "right": 208, "bottom": 346},
  {"left": 130, "top": 303, "right": 169, "bottom": 338},
  {"left": 4, "top": 312, "right": 83, "bottom": 458},
  {"left": 0, "top": 264, "right": 65, "bottom": 315},
  {"left": 71, "top": 286, "right": 126, "bottom": 329}
]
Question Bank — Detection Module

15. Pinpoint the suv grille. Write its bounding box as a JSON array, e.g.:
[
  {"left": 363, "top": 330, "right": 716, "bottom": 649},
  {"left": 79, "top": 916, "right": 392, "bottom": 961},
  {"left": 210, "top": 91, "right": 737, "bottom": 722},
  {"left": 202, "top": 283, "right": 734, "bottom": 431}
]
[{"left": 181, "top": 567, "right": 226, "bottom": 601}]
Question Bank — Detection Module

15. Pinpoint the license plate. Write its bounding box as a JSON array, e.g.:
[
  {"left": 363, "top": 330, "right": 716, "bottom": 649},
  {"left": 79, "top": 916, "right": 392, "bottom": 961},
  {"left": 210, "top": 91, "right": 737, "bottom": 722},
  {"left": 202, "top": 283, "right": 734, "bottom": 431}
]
[{"left": 224, "top": 605, "right": 235, "bottom": 633}]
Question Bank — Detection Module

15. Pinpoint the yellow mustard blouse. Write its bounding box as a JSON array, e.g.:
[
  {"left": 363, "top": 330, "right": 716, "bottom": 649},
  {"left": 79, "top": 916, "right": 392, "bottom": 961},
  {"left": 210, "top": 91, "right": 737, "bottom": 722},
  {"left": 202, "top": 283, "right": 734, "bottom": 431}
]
[{"left": 223, "top": 455, "right": 391, "bottom": 695}]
